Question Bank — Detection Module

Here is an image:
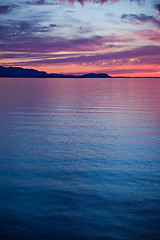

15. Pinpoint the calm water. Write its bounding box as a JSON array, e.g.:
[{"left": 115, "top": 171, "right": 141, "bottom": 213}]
[{"left": 0, "top": 78, "right": 160, "bottom": 240}]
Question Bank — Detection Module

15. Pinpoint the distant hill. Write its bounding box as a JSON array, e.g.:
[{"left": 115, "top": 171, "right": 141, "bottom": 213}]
[
  {"left": 0, "top": 66, "right": 112, "bottom": 78},
  {"left": 80, "top": 73, "right": 111, "bottom": 78}
]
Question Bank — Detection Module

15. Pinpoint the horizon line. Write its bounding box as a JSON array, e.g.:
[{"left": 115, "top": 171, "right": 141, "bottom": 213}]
[{"left": 0, "top": 65, "right": 160, "bottom": 78}]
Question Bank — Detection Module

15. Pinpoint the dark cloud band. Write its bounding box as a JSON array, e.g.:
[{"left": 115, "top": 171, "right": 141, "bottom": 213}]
[
  {"left": 26, "top": 0, "right": 56, "bottom": 5},
  {"left": 0, "top": 5, "right": 16, "bottom": 14},
  {"left": 121, "top": 13, "right": 160, "bottom": 26},
  {"left": 155, "top": 3, "right": 160, "bottom": 13}
]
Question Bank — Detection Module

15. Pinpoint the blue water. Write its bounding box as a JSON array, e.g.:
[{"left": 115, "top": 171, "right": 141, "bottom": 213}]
[{"left": 0, "top": 78, "right": 160, "bottom": 240}]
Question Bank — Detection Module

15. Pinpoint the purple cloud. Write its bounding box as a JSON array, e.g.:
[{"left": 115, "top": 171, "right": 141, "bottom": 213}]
[
  {"left": 0, "top": 35, "right": 115, "bottom": 53},
  {"left": 26, "top": 0, "right": 56, "bottom": 5},
  {"left": 3, "top": 45, "right": 159, "bottom": 67},
  {"left": 155, "top": 3, "right": 160, "bottom": 13},
  {"left": 36, "top": 45, "right": 160, "bottom": 65},
  {"left": 121, "top": 13, "right": 160, "bottom": 26},
  {"left": 59, "top": 0, "right": 145, "bottom": 4},
  {"left": 0, "top": 5, "right": 16, "bottom": 14},
  {"left": 0, "top": 20, "right": 58, "bottom": 41}
]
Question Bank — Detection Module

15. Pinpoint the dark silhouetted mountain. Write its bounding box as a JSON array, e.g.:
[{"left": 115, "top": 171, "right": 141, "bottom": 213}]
[
  {"left": 0, "top": 66, "right": 75, "bottom": 78},
  {"left": 0, "top": 66, "right": 111, "bottom": 78},
  {"left": 0, "top": 66, "right": 48, "bottom": 78},
  {"left": 80, "top": 73, "right": 111, "bottom": 78}
]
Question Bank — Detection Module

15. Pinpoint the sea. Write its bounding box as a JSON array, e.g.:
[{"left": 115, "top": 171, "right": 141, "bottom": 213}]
[{"left": 0, "top": 77, "right": 160, "bottom": 240}]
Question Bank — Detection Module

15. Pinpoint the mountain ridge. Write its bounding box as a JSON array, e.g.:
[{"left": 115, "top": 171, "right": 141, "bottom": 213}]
[{"left": 0, "top": 66, "right": 112, "bottom": 78}]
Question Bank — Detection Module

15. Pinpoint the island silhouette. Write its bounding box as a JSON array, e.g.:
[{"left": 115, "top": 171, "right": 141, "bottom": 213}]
[{"left": 0, "top": 66, "right": 111, "bottom": 78}]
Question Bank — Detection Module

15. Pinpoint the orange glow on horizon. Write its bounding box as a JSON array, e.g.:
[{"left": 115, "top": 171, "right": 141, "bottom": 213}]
[
  {"left": 32, "top": 63, "right": 160, "bottom": 78},
  {"left": 1, "top": 52, "right": 160, "bottom": 78}
]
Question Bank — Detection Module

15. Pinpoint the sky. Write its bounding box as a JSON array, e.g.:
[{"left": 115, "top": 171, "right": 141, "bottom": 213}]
[{"left": 0, "top": 0, "right": 160, "bottom": 77}]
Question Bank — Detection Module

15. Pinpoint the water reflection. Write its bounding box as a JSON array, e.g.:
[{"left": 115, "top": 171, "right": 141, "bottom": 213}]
[{"left": 0, "top": 78, "right": 160, "bottom": 240}]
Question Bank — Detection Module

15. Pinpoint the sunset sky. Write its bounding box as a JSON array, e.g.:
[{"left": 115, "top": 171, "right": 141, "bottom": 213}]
[{"left": 0, "top": 0, "right": 160, "bottom": 77}]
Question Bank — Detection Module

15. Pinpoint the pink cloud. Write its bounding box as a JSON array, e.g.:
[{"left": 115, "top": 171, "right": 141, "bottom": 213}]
[
  {"left": 134, "top": 30, "right": 160, "bottom": 42},
  {"left": 3, "top": 45, "right": 159, "bottom": 66},
  {"left": 59, "top": 0, "right": 144, "bottom": 5}
]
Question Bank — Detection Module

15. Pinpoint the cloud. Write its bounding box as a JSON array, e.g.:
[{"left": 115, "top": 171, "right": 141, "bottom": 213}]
[
  {"left": 134, "top": 30, "right": 160, "bottom": 42},
  {"left": 0, "top": 20, "right": 58, "bottom": 41},
  {"left": 121, "top": 13, "right": 160, "bottom": 26},
  {"left": 155, "top": 3, "right": 160, "bottom": 13},
  {"left": 50, "top": 24, "right": 58, "bottom": 27},
  {"left": 106, "top": 66, "right": 159, "bottom": 76},
  {"left": 26, "top": 0, "right": 56, "bottom": 5},
  {"left": 3, "top": 44, "right": 159, "bottom": 67},
  {"left": 2, "top": 38, "right": 159, "bottom": 76},
  {"left": 0, "top": 5, "right": 16, "bottom": 14},
  {"left": 38, "top": 45, "right": 160, "bottom": 65},
  {"left": 0, "top": 35, "right": 115, "bottom": 53},
  {"left": 58, "top": 0, "right": 145, "bottom": 5}
]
